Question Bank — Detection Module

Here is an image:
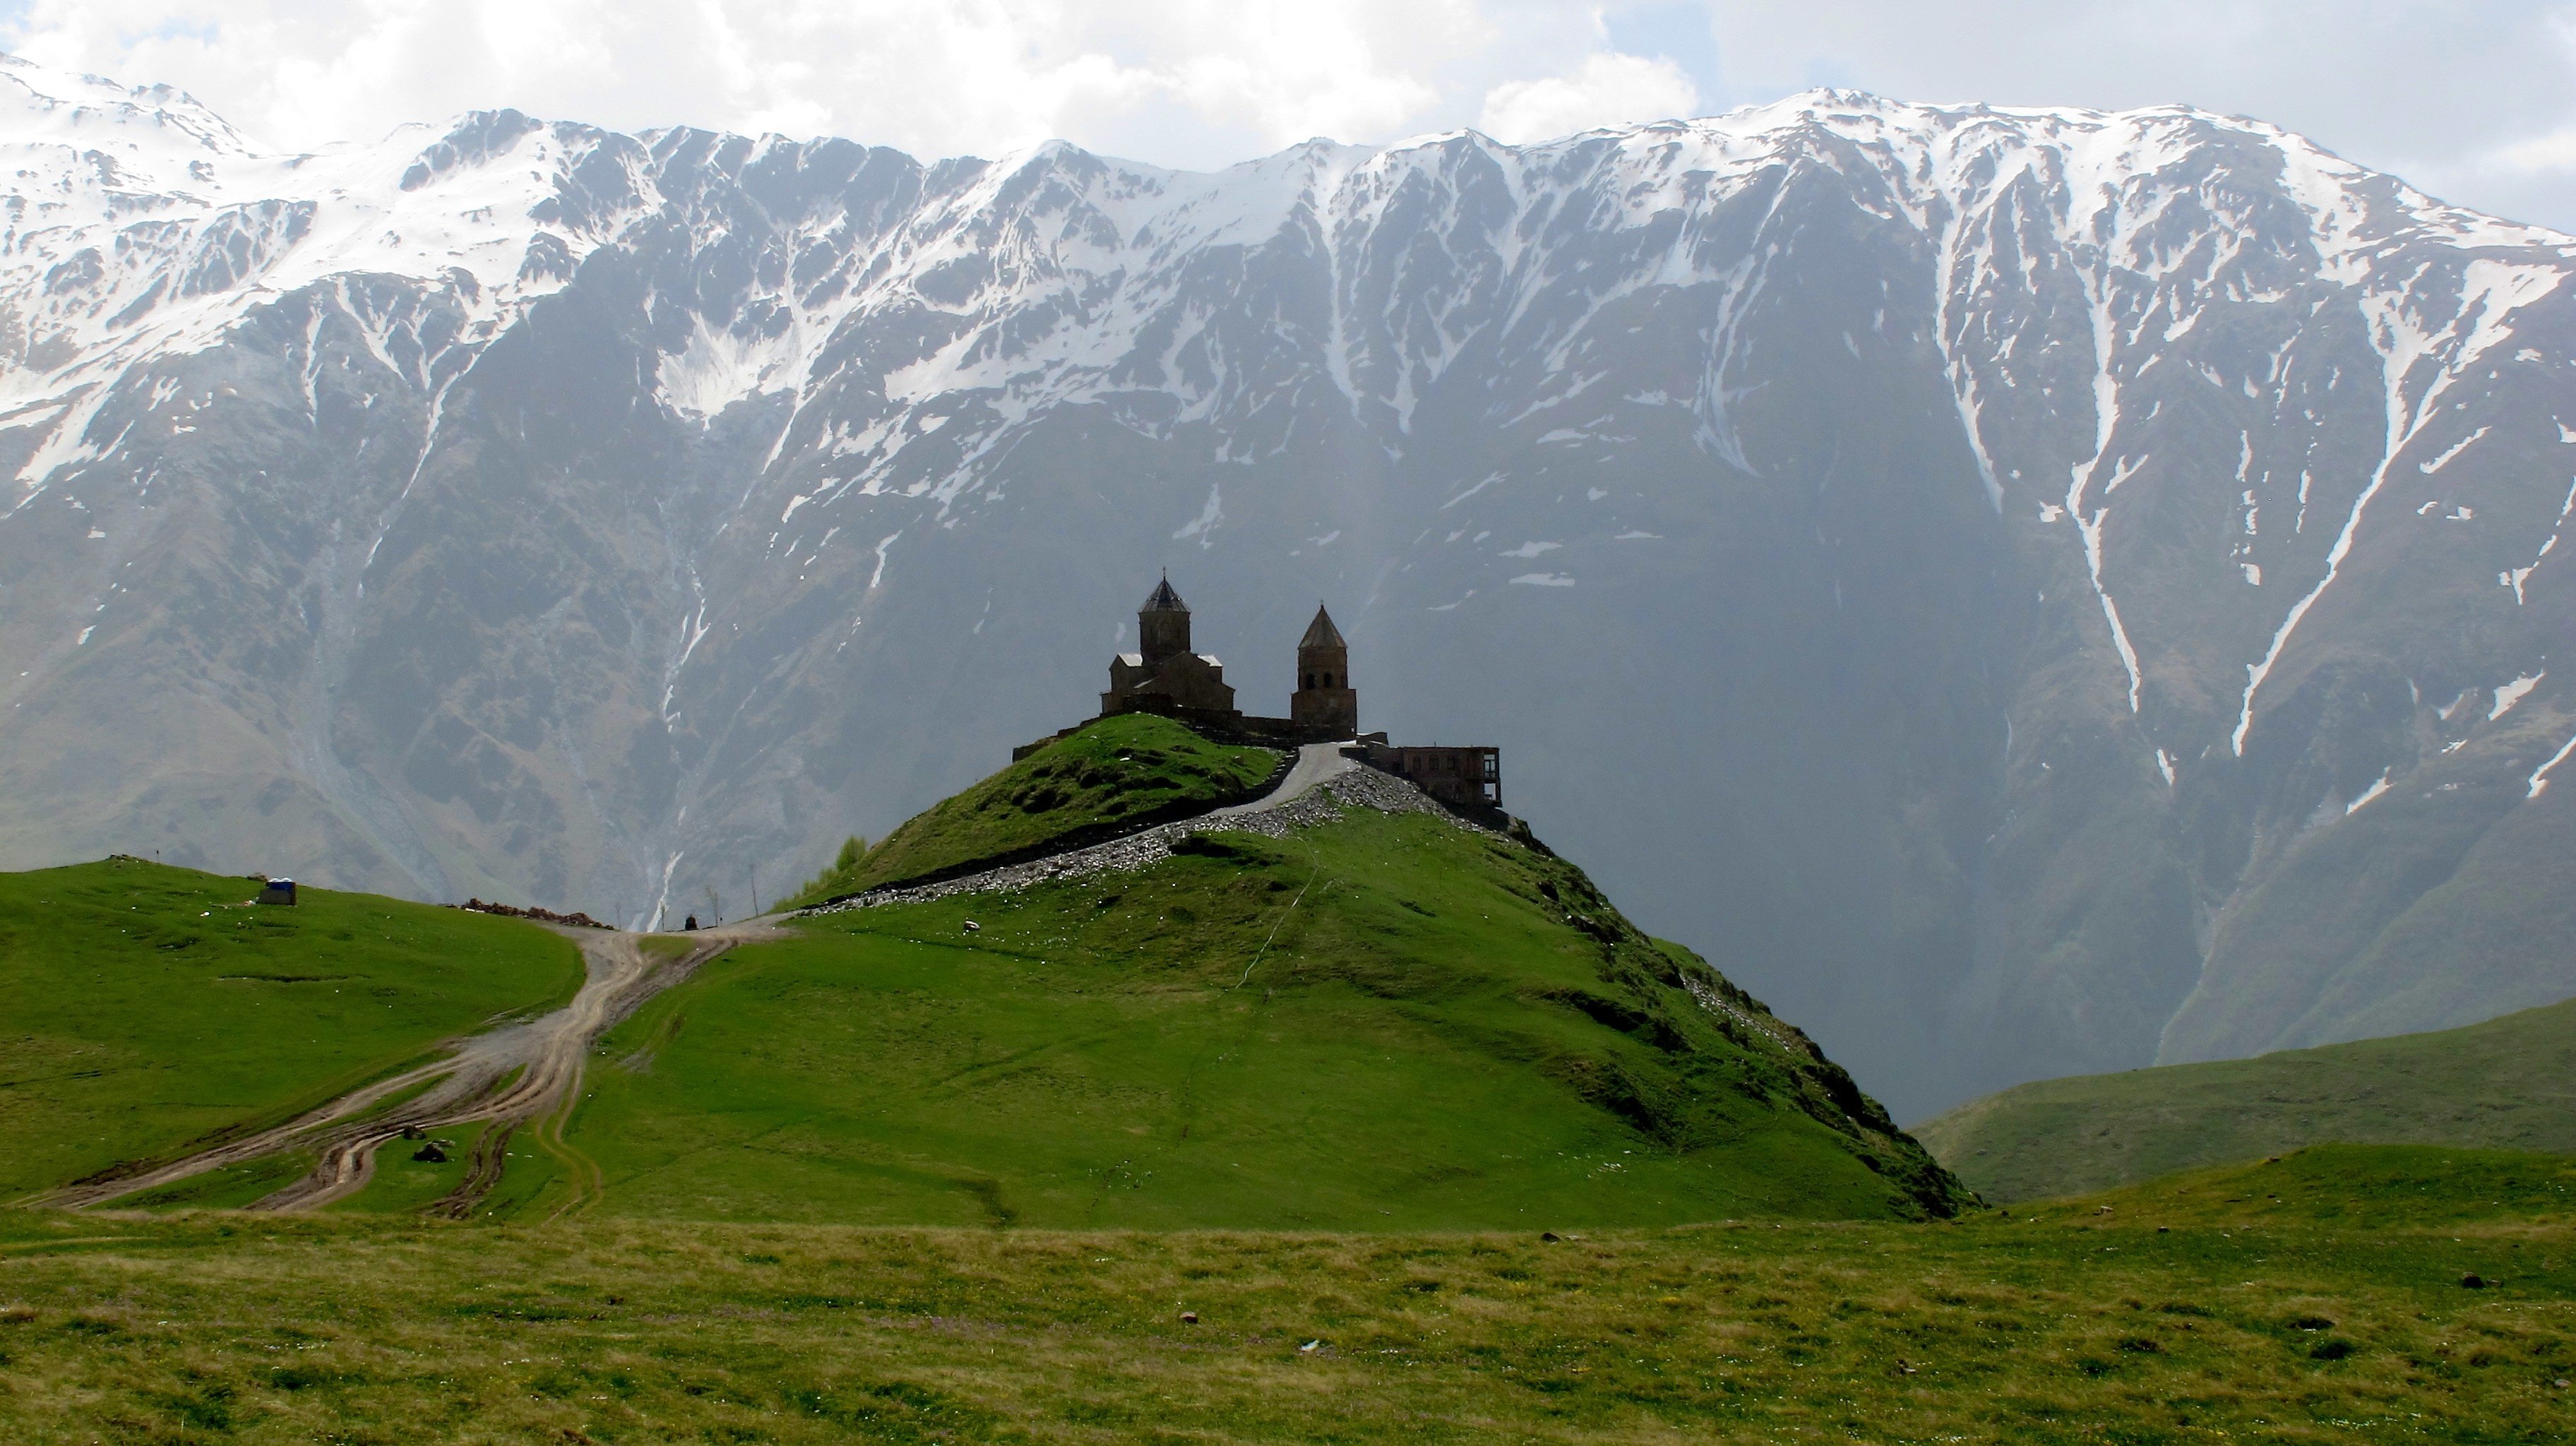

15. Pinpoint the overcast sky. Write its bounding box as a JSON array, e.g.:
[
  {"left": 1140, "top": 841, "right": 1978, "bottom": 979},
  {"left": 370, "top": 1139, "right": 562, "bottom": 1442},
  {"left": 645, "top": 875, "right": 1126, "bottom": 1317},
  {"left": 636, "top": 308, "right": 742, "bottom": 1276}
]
[{"left": 8, "top": 0, "right": 2574, "bottom": 231}]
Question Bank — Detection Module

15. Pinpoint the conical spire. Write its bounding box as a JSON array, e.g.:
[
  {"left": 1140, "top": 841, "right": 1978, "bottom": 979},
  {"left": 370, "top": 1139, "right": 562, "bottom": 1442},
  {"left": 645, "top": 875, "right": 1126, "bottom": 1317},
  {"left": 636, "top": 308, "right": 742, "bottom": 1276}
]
[
  {"left": 1142, "top": 570, "right": 1188, "bottom": 614},
  {"left": 1289, "top": 600, "right": 1357, "bottom": 735}
]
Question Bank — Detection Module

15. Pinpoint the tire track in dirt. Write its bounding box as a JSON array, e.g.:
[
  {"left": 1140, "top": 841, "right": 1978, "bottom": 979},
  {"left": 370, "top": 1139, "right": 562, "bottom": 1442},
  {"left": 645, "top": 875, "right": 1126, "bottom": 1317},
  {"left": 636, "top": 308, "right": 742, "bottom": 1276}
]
[
  {"left": 424, "top": 1121, "right": 515, "bottom": 1220},
  {"left": 41, "top": 919, "right": 781, "bottom": 1215}
]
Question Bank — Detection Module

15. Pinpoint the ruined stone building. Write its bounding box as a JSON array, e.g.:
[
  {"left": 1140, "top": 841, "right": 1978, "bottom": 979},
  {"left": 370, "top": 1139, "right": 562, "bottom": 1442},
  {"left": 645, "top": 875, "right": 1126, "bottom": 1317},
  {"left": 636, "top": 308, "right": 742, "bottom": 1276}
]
[{"left": 1359, "top": 744, "right": 1501, "bottom": 808}]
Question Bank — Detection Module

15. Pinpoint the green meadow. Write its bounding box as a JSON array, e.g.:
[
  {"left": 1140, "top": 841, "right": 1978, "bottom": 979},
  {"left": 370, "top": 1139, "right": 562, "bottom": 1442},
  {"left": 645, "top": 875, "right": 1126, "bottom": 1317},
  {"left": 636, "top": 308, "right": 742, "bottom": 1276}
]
[
  {"left": 1919, "top": 996, "right": 2576, "bottom": 1202},
  {"left": 562, "top": 805, "right": 1955, "bottom": 1229},
  {"left": 1, "top": 1145, "right": 2570, "bottom": 1443},
  {"left": 790, "top": 714, "right": 1281, "bottom": 902},
  {"left": 10, "top": 739, "right": 2575, "bottom": 1442},
  {"left": 0, "top": 858, "right": 585, "bottom": 1203}
]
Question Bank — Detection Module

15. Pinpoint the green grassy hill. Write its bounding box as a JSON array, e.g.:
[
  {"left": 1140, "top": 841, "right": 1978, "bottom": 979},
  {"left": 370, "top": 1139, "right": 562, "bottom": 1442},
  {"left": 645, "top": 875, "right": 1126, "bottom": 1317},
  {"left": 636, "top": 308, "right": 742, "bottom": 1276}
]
[
  {"left": 1916, "top": 997, "right": 2576, "bottom": 1202},
  {"left": 0, "top": 740, "right": 1957, "bottom": 1227},
  {"left": 0, "top": 857, "right": 585, "bottom": 1202},
  {"left": 787, "top": 714, "right": 1281, "bottom": 904},
  {"left": 572, "top": 791, "right": 1964, "bottom": 1227},
  {"left": 2074, "top": 1142, "right": 2576, "bottom": 1230},
  {"left": 4, "top": 1142, "right": 2570, "bottom": 1442}
]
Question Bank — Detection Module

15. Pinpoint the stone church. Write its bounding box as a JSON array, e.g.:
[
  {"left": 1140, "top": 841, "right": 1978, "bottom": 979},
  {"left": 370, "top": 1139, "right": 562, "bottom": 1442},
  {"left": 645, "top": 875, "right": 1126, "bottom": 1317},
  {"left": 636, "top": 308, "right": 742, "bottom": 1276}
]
[
  {"left": 1099, "top": 574, "right": 1239, "bottom": 717},
  {"left": 1101, "top": 573, "right": 1358, "bottom": 740},
  {"left": 1070, "top": 574, "right": 1498, "bottom": 808}
]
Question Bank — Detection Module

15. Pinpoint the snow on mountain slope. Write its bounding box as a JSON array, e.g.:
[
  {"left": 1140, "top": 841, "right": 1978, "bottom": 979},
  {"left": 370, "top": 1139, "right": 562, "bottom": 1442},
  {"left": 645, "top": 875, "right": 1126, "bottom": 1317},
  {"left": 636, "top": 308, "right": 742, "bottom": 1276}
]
[
  {"left": 0, "top": 57, "right": 640, "bottom": 398},
  {"left": 1, "top": 52, "right": 2571, "bottom": 1114}
]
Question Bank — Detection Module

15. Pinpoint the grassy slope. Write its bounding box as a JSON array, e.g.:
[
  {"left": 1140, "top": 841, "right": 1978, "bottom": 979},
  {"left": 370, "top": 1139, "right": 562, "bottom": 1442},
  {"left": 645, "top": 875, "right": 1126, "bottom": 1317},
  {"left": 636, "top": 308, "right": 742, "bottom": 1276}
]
[
  {"left": 2, "top": 1144, "right": 2570, "bottom": 1442},
  {"left": 576, "top": 806, "right": 1961, "bottom": 1229},
  {"left": 0, "top": 858, "right": 585, "bottom": 1200},
  {"left": 788, "top": 713, "right": 1281, "bottom": 903},
  {"left": 1916, "top": 996, "right": 2576, "bottom": 1202}
]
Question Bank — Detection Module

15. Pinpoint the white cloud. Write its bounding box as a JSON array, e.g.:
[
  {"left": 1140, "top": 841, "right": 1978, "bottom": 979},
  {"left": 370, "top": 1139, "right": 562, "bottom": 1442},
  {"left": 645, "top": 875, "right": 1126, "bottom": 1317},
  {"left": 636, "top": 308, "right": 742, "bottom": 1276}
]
[
  {"left": 2487, "top": 125, "right": 2576, "bottom": 174},
  {"left": 1478, "top": 52, "right": 1698, "bottom": 143},
  {"left": 3, "top": 0, "right": 2573, "bottom": 229},
  {"left": 0, "top": 0, "right": 1506, "bottom": 167},
  {"left": 1689, "top": 0, "right": 2576, "bottom": 229}
]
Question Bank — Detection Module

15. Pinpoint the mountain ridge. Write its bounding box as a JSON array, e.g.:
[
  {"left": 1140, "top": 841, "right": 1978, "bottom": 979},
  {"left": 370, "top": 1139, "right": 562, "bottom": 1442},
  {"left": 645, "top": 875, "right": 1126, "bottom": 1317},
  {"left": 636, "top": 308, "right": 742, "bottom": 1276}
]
[{"left": 4, "top": 49, "right": 2575, "bottom": 1116}]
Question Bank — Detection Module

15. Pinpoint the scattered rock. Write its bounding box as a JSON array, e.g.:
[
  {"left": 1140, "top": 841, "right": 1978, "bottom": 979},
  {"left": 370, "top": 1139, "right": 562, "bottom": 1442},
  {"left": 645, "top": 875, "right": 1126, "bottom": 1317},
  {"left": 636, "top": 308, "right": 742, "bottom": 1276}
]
[
  {"left": 400, "top": 1125, "right": 424, "bottom": 1141},
  {"left": 1539, "top": 1231, "right": 1560, "bottom": 1242},
  {"left": 804, "top": 767, "right": 1501, "bottom": 917},
  {"left": 1299, "top": 1339, "right": 1323, "bottom": 1354},
  {"left": 456, "top": 898, "right": 611, "bottom": 929},
  {"left": 1180, "top": 1311, "right": 1198, "bottom": 1325},
  {"left": 2461, "top": 1272, "right": 2487, "bottom": 1289},
  {"left": 411, "top": 1142, "right": 449, "bottom": 1164}
]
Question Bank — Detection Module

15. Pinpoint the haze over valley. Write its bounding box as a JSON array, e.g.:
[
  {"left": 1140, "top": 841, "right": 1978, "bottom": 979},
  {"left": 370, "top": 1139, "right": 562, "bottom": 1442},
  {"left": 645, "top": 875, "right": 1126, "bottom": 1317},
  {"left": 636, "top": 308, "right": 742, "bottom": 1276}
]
[{"left": 3, "top": 51, "right": 2573, "bottom": 1118}]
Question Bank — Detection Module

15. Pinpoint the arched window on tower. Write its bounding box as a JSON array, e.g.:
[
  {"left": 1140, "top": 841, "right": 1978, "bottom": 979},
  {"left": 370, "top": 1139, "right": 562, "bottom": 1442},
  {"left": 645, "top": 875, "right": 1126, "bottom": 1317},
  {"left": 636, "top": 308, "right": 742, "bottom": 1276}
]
[{"left": 1323, "top": 673, "right": 1335, "bottom": 688}]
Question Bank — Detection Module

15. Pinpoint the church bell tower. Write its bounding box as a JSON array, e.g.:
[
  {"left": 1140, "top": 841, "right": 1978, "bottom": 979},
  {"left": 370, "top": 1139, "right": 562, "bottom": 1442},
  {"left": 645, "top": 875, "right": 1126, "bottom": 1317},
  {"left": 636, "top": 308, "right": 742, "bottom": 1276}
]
[
  {"left": 1138, "top": 572, "right": 1191, "bottom": 667},
  {"left": 1289, "top": 604, "right": 1358, "bottom": 736}
]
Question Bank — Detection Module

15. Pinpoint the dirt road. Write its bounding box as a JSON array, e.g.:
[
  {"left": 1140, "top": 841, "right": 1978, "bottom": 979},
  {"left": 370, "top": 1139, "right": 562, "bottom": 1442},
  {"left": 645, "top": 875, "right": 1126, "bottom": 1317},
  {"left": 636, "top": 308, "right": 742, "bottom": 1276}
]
[
  {"left": 45, "top": 748, "right": 1409, "bottom": 1217},
  {"left": 1206, "top": 741, "right": 1359, "bottom": 816},
  {"left": 43, "top": 917, "right": 781, "bottom": 1217}
]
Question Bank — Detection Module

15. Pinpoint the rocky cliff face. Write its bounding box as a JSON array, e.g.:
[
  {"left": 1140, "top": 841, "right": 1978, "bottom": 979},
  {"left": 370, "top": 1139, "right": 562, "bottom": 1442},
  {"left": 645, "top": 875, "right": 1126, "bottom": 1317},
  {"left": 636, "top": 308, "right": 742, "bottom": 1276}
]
[{"left": 4, "top": 53, "right": 2572, "bottom": 1115}]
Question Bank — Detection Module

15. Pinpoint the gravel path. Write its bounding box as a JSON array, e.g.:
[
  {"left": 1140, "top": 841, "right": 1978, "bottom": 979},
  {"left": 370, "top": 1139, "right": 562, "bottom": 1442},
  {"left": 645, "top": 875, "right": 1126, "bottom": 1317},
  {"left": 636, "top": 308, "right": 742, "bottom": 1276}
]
[
  {"left": 804, "top": 746, "right": 1495, "bottom": 916},
  {"left": 1206, "top": 741, "right": 1359, "bottom": 815}
]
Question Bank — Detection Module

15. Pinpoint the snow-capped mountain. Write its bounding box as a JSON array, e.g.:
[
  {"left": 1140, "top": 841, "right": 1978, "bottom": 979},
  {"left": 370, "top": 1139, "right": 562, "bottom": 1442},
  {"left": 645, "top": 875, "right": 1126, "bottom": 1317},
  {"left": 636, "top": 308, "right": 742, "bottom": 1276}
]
[{"left": 4, "top": 52, "right": 2572, "bottom": 1116}]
